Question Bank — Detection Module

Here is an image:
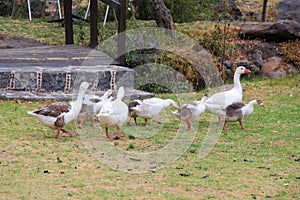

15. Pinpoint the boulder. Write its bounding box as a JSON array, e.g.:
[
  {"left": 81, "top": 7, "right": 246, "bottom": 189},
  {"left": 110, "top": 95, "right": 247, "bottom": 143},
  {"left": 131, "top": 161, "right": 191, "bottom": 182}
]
[
  {"left": 276, "top": 0, "right": 300, "bottom": 24},
  {"left": 223, "top": 60, "right": 233, "bottom": 69},
  {"left": 252, "top": 50, "right": 263, "bottom": 67},
  {"left": 260, "top": 56, "right": 297, "bottom": 78},
  {"left": 239, "top": 20, "right": 300, "bottom": 42},
  {"left": 236, "top": 60, "right": 251, "bottom": 68},
  {"left": 237, "top": 41, "right": 281, "bottom": 67}
]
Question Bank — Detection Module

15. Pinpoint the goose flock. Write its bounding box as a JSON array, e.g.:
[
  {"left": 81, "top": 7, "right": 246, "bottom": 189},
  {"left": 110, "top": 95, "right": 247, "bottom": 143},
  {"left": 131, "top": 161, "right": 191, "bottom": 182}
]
[{"left": 27, "top": 66, "right": 265, "bottom": 139}]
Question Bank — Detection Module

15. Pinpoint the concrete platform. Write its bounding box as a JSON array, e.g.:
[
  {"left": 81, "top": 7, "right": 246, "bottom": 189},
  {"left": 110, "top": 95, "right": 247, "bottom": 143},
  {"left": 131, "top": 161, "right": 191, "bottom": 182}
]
[{"left": 0, "top": 45, "right": 154, "bottom": 100}]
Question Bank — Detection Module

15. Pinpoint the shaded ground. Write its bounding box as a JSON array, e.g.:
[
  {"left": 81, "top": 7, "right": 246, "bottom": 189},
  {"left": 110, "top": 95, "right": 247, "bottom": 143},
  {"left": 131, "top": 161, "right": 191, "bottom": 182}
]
[{"left": 0, "top": 33, "right": 45, "bottom": 49}]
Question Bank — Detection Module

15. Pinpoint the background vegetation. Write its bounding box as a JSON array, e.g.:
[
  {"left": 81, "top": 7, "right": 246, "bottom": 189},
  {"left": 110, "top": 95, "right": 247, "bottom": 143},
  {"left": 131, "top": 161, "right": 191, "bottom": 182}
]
[{"left": 1, "top": 0, "right": 299, "bottom": 94}]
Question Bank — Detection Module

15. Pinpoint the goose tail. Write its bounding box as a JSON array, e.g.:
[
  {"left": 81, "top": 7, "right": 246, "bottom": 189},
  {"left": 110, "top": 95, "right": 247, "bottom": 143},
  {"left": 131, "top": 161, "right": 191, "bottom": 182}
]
[{"left": 116, "top": 86, "right": 125, "bottom": 100}]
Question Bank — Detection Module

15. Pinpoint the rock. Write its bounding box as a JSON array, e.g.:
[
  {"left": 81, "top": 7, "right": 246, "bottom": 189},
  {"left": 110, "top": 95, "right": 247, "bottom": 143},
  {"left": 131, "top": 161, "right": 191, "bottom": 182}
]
[
  {"left": 126, "top": 48, "right": 162, "bottom": 67},
  {"left": 261, "top": 57, "right": 284, "bottom": 77},
  {"left": 228, "top": 0, "right": 243, "bottom": 20},
  {"left": 276, "top": 0, "right": 300, "bottom": 24},
  {"left": 238, "top": 41, "right": 281, "bottom": 61},
  {"left": 223, "top": 60, "right": 233, "bottom": 69},
  {"left": 252, "top": 50, "right": 264, "bottom": 68},
  {"left": 239, "top": 20, "right": 300, "bottom": 42},
  {"left": 260, "top": 56, "right": 297, "bottom": 78},
  {"left": 236, "top": 60, "right": 250, "bottom": 68},
  {"left": 225, "top": 68, "right": 232, "bottom": 77},
  {"left": 179, "top": 172, "right": 191, "bottom": 177},
  {"left": 0, "top": 34, "right": 45, "bottom": 49}
]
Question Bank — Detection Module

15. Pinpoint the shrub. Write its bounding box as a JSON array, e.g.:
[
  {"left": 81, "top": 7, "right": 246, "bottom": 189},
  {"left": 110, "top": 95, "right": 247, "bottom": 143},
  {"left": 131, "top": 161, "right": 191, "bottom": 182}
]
[
  {"left": 281, "top": 40, "right": 300, "bottom": 70},
  {"left": 132, "top": 0, "right": 227, "bottom": 23}
]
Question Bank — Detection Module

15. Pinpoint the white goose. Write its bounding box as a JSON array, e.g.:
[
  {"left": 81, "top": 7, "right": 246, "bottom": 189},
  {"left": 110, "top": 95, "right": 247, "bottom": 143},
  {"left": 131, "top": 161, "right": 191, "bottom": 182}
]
[
  {"left": 97, "top": 86, "right": 128, "bottom": 140},
  {"left": 27, "top": 82, "right": 91, "bottom": 139},
  {"left": 172, "top": 94, "right": 209, "bottom": 130},
  {"left": 205, "top": 66, "right": 251, "bottom": 123},
  {"left": 77, "top": 90, "right": 113, "bottom": 129},
  {"left": 217, "top": 99, "right": 265, "bottom": 130},
  {"left": 130, "top": 97, "right": 179, "bottom": 128}
]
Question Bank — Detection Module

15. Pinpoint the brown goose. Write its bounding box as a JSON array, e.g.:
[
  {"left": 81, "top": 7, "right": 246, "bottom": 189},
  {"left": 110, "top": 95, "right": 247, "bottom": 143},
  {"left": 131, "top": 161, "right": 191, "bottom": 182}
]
[
  {"left": 27, "top": 82, "right": 91, "bottom": 139},
  {"left": 172, "top": 94, "right": 209, "bottom": 130},
  {"left": 77, "top": 90, "right": 113, "bottom": 129},
  {"left": 219, "top": 99, "right": 265, "bottom": 130},
  {"left": 127, "top": 100, "right": 140, "bottom": 126}
]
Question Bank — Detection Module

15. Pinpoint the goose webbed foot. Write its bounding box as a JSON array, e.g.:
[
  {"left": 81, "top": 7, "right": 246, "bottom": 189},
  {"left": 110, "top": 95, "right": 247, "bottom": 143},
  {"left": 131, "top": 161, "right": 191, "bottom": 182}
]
[
  {"left": 61, "top": 129, "right": 73, "bottom": 135},
  {"left": 55, "top": 128, "right": 70, "bottom": 139},
  {"left": 239, "top": 120, "right": 249, "bottom": 130},
  {"left": 113, "top": 135, "right": 121, "bottom": 140},
  {"left": 222, "top": 121, "right": 231, "bottom": 131}
]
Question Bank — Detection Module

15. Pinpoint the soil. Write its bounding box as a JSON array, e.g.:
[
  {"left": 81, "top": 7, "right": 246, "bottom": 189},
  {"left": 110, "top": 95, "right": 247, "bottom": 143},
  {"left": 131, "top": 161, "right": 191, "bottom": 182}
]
[{"left": 0, "top": 33, "right": 45, "bottom": 49}]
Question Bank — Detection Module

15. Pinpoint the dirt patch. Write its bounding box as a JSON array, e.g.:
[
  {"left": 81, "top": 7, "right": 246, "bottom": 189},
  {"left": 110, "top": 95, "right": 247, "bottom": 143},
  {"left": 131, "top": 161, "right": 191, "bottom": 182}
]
[{"left": 0, "top": 33, "right": 45, "bottom": 49}]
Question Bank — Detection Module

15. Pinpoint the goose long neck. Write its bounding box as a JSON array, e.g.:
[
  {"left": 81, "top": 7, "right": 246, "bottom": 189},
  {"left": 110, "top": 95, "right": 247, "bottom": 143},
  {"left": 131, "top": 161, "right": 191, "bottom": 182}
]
[
  {"left": 233, "top": 72, "right": 242, "bottom": 91},
  {"left": 199, "top": 97, "right": 208, "bottom": 105},
  {"left": 163, "top": 99, "right": 175, "bottom": 109},
  {"left": 163, "top": 100, "right": 170, "bottom": 108},
  {"left": 245, "top": 100, "right": 256, "bottom": 115},
  {"left": 76, "top": 89, "right": 86, "bottom": 103}
]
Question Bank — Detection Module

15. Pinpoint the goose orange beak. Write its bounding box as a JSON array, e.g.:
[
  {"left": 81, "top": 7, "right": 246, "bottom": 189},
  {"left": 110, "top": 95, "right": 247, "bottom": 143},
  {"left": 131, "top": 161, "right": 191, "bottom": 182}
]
[
  {"left": 244, "top": 68, "right": 251, "bottom": 73},
  {"left": 260, "top": 103, "right": 265, "bottom": 108}
]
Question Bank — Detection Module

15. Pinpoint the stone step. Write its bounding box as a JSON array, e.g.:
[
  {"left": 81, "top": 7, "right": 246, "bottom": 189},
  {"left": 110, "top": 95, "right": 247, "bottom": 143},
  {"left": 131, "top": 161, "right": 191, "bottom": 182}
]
[
  {"left": 0, "top": 65, "right": 134, "bottom": 92},
  {"left": 0, "top": 88, "right": 154, "bottom": 101},
  {"left": 0, "top": 45, "right": 154, "bottom": 100}
]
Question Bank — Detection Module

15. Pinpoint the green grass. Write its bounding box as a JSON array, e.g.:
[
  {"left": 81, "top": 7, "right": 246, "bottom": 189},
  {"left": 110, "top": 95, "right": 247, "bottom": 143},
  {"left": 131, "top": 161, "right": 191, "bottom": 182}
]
[
  {"left": 0, "top": 10, "right": 299, "bottom": 199},
  {"left": 1, "top": 75, "right": 299, "bottom": 199},
  {"left": 0, "top": 17, "right": 157, "bottom": 46}
]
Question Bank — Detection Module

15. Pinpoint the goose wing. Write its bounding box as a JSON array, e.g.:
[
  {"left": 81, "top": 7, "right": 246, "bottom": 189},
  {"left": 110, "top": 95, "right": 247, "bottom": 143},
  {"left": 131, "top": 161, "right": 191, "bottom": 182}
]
[
  {"left": 225, "top": 102, "right": 245, "bottom": 117},
  {"left": 30, "top": 102, "right": 71, "bottom": 118}
]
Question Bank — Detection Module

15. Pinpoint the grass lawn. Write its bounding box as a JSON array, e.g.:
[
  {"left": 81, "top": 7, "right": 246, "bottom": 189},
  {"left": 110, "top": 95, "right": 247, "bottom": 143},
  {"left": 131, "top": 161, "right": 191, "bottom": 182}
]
[{"left": 1, "top": 75, "right": 299, "bottom": 199}]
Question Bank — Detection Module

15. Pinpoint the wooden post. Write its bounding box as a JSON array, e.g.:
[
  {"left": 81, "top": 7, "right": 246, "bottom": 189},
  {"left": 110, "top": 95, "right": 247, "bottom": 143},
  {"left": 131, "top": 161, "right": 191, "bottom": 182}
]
[
  {"left": 64, "top": 0, "right": 74, "bottom": 44},
  {"left": 118, "top": 0, "right": 126, "bottom": 66},
  {"left": 90, "top": 0, "right": 98, "bottom": 48},
  {"left": 262, "top": 0, "right": 268, "bottom": 22}
]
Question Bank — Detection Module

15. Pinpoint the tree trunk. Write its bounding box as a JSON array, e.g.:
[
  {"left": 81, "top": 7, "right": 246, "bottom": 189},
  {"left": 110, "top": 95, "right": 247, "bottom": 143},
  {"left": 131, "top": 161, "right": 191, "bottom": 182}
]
[
  {"left": 12, "top": 0, "right": 25, "bottom": 17},
  {"left": 41, "top": 0, "right": 46, "bottom": 18},
  {"left": 262, "top": 0, "right": 268, "bottom": 22},
  {"left": 149, "top": 0, "right": 175, "bottom": 31}
]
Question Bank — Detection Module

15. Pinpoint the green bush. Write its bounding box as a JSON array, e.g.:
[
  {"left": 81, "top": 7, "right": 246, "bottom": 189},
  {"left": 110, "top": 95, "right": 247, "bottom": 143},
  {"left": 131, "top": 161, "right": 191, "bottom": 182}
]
[
  {"left": 132, "top": 0, "right": 226, "bottom": 23},
  {"left": 165, "top": 0, "right": 224, "bottom": 22}
]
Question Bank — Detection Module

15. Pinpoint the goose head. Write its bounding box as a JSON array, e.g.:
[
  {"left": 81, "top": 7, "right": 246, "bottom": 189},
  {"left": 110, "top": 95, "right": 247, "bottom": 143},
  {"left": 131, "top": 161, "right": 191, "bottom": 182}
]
[
  {"left": 100, "top": 89, "right": 114, "bottom": 100},
  {"left": 235, "top": 66, "right": 251, "bottom": 75},
  {"left": 256, "top": 99, "right": 265, "bottom": 107},
  {"left": 193, "top": 94, "right": 210, "bottom": 105},
  {"left": 76, "top": 82, "right": 92, "bottom": 101},
  {"left": 80, "top": 82, "right": 91, "bottom": 91},
  {"left": 165, "top": 99, "right": 179, "bottom": 109},
  {"left": 200, "top": 93, "right": 210, "bottom": 103}
]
